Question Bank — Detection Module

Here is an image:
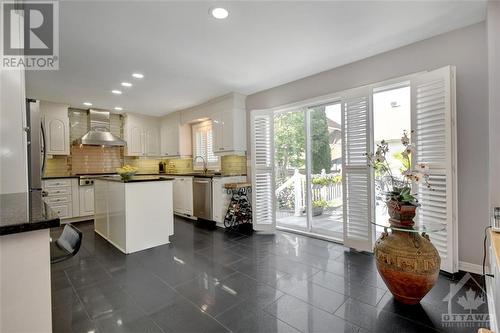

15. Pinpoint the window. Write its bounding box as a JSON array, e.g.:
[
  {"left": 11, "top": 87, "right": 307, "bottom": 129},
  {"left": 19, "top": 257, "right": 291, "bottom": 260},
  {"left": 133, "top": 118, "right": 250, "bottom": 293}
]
[{"left": 192, "top": 121, "right": 220, "bottom": 170}]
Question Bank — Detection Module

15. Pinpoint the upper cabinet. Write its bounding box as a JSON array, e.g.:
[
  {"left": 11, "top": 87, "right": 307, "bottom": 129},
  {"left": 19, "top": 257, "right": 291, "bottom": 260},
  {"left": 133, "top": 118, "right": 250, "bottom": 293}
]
[
  {"left": 123, "top": 113, "right": 161, "bottom": 157},
  {"left": 210, "top": 94, "right": 247, "bottom": 155},
  {"left": 181, "top": 93, "right": 247, "bottom": 156},
  {"left": 40, "top": 101, "right": 70, "bottom": 155},
  {"left": 160, "top": 112, "right": 192, "bottom": 157}
]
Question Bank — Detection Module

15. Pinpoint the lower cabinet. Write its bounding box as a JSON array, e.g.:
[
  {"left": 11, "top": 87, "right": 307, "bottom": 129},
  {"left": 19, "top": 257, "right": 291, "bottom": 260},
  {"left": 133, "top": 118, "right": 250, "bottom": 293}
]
[
  {"left": 172, "top": 177, "right": 193, "bottom": 216},
  {"left": 42, "top": 178, "right": 93, "bottom": 221},
  {"left": 79, "top": 185, "right": 95, "bottom": 216}
]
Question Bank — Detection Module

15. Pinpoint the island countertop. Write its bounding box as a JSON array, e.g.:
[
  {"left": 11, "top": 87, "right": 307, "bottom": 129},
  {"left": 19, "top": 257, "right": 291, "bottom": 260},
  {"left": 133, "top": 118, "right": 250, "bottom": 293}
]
[
  {"left": 96, "top": 175, "right": 175, "bottom": 183},
  {"left": 0, "top": 192, "right": 60, "bottom": 236}
]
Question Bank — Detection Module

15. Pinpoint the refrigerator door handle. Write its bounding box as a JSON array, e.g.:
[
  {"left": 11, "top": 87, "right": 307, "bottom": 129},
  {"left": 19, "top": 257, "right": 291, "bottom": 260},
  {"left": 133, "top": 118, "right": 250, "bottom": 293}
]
[{"left": 41, "top": 122, "right": 46, "bottom": 175}]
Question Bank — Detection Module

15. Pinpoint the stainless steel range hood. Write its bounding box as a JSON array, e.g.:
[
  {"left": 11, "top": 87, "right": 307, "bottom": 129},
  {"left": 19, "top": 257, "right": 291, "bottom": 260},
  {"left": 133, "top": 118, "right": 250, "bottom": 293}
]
[{"left": 74, "top": 109, "right": 126, "bottom": 147}]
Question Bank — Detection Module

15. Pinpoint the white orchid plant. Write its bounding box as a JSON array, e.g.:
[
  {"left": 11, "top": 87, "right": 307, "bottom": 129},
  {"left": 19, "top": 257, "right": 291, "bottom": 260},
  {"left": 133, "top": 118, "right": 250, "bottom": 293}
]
[{"left": 366, "top": 130, "right": 431, "bottom": 206}]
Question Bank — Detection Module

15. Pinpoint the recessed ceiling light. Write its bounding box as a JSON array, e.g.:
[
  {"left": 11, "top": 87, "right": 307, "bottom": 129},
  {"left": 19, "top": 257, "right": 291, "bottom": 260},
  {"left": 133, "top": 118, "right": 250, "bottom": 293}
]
[
  {"left": 211, "top": 7, "right": 229, "bottom": 19},
  {"left": 132, "top": 73, "right": 144, "bottom": 79},
  {"left": 83, "top": 102, "right": 92, "bottom": 106},
  {"left": 111, "top": 90, "right": 122, "bottom": 95},
  {"left": 121, "top": 82, "right": 132, "bottom": 87},
  {"left": 114, "top": 107, "right": 123, "bottom": 111}
]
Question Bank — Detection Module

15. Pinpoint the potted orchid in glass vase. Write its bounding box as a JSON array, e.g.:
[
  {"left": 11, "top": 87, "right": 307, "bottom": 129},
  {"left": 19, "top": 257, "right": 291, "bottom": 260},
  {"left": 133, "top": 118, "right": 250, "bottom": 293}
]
[{"left": 366, "top": 130, "right": 431, "bottom": 227}]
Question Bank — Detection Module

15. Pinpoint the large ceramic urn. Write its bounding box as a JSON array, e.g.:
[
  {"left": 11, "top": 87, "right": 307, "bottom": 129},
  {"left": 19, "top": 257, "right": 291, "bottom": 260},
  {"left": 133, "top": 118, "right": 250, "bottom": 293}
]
[{"left": 374, "top": 200, "right": 441, "bottom": 305}]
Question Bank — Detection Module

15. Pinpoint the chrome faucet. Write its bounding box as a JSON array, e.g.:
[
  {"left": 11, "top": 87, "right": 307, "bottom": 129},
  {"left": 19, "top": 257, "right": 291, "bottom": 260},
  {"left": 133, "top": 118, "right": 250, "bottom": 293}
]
[{"left": 194, "top": 155, "right": 208, "bottom": 174}]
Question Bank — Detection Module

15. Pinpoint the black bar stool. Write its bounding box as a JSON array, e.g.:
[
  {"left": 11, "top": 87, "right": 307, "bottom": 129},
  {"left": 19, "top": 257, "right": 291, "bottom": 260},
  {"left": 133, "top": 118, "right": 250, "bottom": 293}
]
[{"left": 50, "top": 224, "right": 83, "bottom": 264}]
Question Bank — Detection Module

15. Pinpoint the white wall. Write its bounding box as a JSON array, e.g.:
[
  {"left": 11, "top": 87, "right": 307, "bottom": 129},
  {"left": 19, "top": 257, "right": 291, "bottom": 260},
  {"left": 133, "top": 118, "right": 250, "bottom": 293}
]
[
  {"left": 488, "top": 2, "right": 500, "bottom": 213},
  {"left": 247, "top": 22, "right": 489, "bottom": 267}
]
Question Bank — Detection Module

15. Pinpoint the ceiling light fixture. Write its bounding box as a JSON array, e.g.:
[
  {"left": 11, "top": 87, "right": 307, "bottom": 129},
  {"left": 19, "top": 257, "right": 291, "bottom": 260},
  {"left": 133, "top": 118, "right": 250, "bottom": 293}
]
[
  {"left": 210, "top": 7, "right": 229, "bottom": 19},
  {"left": 121, "top": 82, "right": 132, "bottom": 87},
  {"left": 111, "top": 90, "right": 122, "bottom": 95},
  {"left": 114, "top": 107, "right": 123, "bottom": 111},
  {"left": 83, "top": 102, "right": 92, "bottom": 106},
  {"left": 132, "top": 73, "right": 144, "bottom": 79}
]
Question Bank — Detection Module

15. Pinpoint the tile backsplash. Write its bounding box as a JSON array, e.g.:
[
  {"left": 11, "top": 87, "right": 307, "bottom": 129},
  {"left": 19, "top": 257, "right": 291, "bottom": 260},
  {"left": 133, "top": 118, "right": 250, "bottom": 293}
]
[{"left": 71, "top": 146, "right": 123, "bottom": 174}]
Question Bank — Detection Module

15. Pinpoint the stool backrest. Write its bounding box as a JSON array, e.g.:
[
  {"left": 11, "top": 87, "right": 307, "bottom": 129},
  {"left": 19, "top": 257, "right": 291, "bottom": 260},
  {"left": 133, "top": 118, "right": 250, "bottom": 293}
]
[{"left": 56, "top": 224, "right": 83, "bottom": 255}]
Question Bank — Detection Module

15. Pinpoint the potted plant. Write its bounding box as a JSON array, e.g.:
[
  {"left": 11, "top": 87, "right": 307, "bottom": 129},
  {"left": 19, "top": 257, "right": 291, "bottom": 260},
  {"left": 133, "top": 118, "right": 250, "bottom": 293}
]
[
  {"left": 312, "top": 199, "right": 328, "bottom": 216},
  {"left": 366, "top": 130, "right": 431, "bottom": 227},
  {"left": 367, "top": 130, "right": 440, "bottom": 306}
]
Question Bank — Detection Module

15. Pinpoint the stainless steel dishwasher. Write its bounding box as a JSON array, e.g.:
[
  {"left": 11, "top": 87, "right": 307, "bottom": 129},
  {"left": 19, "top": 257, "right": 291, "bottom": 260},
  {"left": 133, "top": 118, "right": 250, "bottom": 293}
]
[{"left": 193, "top": 177, "right": 213, "bottom": 220}]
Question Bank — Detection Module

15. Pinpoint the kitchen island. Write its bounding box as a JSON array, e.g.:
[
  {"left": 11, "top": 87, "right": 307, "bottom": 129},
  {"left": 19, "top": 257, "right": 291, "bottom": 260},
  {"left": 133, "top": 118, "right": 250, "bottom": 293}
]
[
  {"left": 0, "top": 192, "right": 60, "bottom": 333},
  {"left": 94, "top": 176, "right": 174, "bottom": 254}
]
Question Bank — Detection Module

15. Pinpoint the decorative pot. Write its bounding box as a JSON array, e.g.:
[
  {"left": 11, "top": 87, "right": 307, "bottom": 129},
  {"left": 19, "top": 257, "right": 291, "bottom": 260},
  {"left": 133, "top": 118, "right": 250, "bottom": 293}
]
[
  {"left": 312, "top": 207, "right": 324, "bottom": 216},
  {"left": 387, "top": 199, "right": 417, "bottom": 227},
  {"left": 374, "top": 203, "right": 440, "bottom": 305}
]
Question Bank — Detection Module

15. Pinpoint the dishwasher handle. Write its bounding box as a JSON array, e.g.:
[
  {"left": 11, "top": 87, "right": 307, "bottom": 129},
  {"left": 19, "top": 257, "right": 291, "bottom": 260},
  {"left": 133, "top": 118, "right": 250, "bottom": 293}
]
[{"left": 194, "top": 179, "right": 211, "bottom": 184}]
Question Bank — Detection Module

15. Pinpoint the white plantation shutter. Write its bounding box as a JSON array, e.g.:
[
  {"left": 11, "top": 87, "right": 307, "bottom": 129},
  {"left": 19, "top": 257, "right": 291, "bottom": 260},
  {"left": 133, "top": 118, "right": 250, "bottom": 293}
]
[
  {"left": 411, "top": 66, "right": 457, "bottom": 273},
  {"left": 251, "top": 110, "right": 275, "bottom": 232},
  {"left": 192, "top": 122, "right": 220, "bottom": 169},
  {"left": 342, "top": 87, "right": 374, "bottom": 252}
]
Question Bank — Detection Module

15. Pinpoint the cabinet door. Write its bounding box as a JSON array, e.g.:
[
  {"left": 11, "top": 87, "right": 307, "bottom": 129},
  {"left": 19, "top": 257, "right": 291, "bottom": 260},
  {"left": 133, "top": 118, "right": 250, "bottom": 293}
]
[
  {"left": 161, "top": 122, "right": 179, "bottom": 157},
  {"left": 221, "top": 108, "right": 234, "bottom": 152},
  {"left": 212, "top": 111, "right": 224, "bottom": 153},
  {"left": 127, "top": 125, "right": 143, "bottom": 156},
  {"left": 212, "top": 178, "right": 222, "bottom": 222},
  {"left": 79, "top": 186, "right": 94, "bottom": 216},
  {"left": 172, "top": 178, "right": 183, "bottom": 214},
  {"left": 145, "top": 127, "right": 160, "bottom": 156},
  {"left": 182, "top": 177, "right": 193, "bottom": 216},
  {"left": 45, "top": 116, "right": 69, "bottom": 155}
]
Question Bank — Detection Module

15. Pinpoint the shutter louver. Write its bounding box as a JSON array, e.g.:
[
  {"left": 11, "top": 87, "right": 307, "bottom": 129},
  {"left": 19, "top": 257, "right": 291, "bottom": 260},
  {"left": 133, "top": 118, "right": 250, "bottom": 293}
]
[
  {"left": 251, "top": 110, "right": 275, "bottom": 231},
  {"left": 342, "top": 87, "right": 374, "bottom": 252},
  {"left": 411, "top": 66, "right": 457, "bottom": 273}
]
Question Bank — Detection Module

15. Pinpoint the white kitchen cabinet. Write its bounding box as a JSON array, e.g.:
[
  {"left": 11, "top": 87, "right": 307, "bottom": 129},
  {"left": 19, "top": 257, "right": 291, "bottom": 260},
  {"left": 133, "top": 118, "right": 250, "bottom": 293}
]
[
  {"left": 171, "top": 176, "right": 193, "bottom": 216},
  {"left": 41, "top": 101, "right": 70, "bottom": 155},
  {"left": 145, "top": 126, "right": 160, "bottom": 156},
  {"left": 209, "top": 94, "right": 247, "bottom": 155},
  {"left": 124, "top": 113, "right": 161, "bottom": 157},
  {"left": 42, "top": 178, "right": 79, "bottom": 219},
  {"left": 160, "top": 112, "right": 192, "bottom": 157},
  {"left": 79, "top": 185, "right": 94, "bottom": 216},
  {"left": 212, "top": 176, "right": 247, "bottom": 226}
]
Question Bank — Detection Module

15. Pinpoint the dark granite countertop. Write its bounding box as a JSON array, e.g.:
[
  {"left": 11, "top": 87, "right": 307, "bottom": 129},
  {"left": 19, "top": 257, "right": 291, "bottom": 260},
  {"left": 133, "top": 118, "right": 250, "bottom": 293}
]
[
  {"left": 0, "top": 192, "right": 60, "bottom": 236},
  {"left": 95, "top": 175, "right": 175, "bottom": 183},
  {"left": 43, "top": 173, "right": 247, "bottom": 179}
]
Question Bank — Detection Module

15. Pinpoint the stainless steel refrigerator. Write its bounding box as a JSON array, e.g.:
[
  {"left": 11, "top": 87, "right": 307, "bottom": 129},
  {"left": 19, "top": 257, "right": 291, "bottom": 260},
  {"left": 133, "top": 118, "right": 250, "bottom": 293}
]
[{"left": 26, "top": 99, "right": 46, "bottom": 194}]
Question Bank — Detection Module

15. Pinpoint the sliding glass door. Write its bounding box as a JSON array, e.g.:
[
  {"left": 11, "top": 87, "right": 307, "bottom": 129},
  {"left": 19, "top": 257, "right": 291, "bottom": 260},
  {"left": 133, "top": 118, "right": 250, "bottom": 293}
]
[
  {"left": 274, "top": 110, "right": 307, "bottom": 231},
  {"left": 274, "top": 103, "right": 344, "bottom": 240}
]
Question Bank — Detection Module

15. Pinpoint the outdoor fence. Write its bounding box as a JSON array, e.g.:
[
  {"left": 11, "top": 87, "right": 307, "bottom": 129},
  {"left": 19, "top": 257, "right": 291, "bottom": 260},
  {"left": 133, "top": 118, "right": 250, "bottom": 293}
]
[{"left": 275, "top": 168, "right": 342, "bottom": 217}]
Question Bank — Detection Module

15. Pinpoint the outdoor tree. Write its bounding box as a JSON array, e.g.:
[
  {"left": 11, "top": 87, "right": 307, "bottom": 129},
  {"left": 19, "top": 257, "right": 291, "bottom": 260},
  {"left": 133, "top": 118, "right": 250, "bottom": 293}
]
[
  {"left": 310, "top": 107, "right": 332, "bottom": 174},
  {"left": 274, "top": 108, "right": 332, "bottom": 178}
]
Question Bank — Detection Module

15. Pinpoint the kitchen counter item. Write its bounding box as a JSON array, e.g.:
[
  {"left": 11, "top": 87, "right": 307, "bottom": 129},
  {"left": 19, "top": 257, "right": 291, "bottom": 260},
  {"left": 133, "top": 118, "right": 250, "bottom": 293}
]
[{"left": 0, "top": 192, "right": 60, "bottom": 236}]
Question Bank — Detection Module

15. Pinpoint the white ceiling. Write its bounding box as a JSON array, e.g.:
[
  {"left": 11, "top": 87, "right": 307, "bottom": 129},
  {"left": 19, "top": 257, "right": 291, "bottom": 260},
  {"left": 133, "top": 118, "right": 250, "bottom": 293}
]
[{"left": 26, "top": 1, "right": 486, "bottom": 116}]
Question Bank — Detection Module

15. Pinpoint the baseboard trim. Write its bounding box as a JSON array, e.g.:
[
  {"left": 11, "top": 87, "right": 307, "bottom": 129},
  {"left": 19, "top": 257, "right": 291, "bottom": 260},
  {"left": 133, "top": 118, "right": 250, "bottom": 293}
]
[{"left": 459, "top": 261, "right": 488, "bottom": 275}]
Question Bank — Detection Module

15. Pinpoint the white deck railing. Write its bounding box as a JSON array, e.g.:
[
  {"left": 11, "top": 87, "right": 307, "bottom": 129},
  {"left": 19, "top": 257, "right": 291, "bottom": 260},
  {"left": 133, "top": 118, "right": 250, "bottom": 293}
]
[{"left": 275, "top": 168, "right": 342, "bottom": 216}]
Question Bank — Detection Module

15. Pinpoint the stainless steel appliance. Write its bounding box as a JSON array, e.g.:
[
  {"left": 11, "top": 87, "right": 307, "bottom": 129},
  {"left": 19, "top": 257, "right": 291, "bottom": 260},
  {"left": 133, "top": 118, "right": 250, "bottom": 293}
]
[
  {"left": 193, "top": 177, "right": 212, "bottom": 220},
  {"left": 74, "top": 109, "right": 126, "bottom": 146},
  {"left": 78, "top": 177, "right": 95, "bottom": 186},
  {"left": 26, "top": 99, "right": 46, "bottom": 195}
]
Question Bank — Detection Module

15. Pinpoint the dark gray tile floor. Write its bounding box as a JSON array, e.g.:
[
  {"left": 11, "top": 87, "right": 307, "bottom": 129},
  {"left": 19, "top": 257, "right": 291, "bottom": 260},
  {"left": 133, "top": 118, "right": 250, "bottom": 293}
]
[{"left": 51, "top": 218, "right": 488, "bottom": 333}]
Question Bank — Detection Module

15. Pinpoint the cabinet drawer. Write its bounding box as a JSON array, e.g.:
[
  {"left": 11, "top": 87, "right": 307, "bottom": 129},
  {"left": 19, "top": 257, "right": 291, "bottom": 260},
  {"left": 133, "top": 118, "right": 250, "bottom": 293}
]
[
  {"left": 49, "top": 203, "right": 71, "bottom": 218},
  {"left": 43, "top": 179, "right": 72, "bottom": 188},
  {"left": 45, "top": 187, "right": 71, "bottom": 196},
  {"left": 45, "top": 195, "right": 71, "bottom": 205}
]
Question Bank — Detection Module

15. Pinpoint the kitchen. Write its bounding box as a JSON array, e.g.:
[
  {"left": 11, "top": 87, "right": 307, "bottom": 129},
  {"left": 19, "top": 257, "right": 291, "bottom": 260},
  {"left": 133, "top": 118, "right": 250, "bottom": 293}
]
[{"left": 39, "top": 93, "right": 248, "bottom": 231}]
